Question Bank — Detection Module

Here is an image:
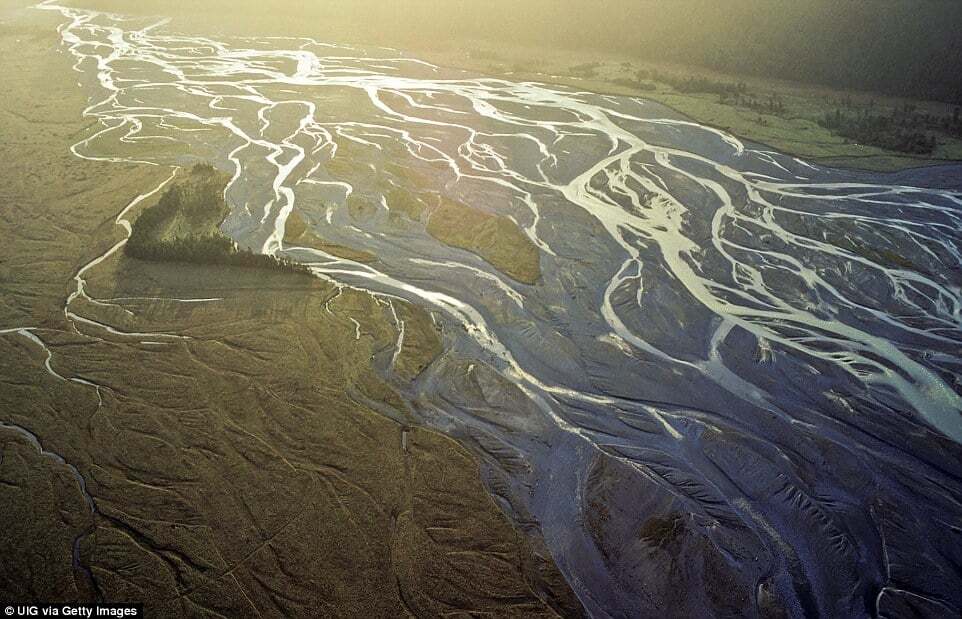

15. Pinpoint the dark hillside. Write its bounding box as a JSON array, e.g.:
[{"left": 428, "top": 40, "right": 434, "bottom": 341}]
[{"left": 72, "top": 0, "right": 962, "bottom": 103}]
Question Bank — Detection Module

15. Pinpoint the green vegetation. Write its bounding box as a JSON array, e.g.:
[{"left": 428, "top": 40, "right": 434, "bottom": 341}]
[
  {"left": 426, "top": 199, "right": 541, "bottom": 285},
  {"left": 561, "top": 64, "right": 962, "bottom": 166},
  {"left": 658, "top": 74, "right": 749, "bottom": 98},
  {"left": 641, "top": 71, "right": 957, "bottom": 157},
  {"left": 283, "top": 209, "right": 377, "bottom": 263},
  {"left": 381, "top": 162, "right": 432, "bottom": 221},
  {"left": 819, "top": 104, "right": 962, "bottom": 156},
  {"left": 126, "top": 164, "right": 310, "bottom": 275},
  {"left": 650, "top": 72, "right": 786, "bottom": 116},
  {"left": 439, "top": 43, "right": 962, "bottom": 171},
  {"left": 610, "top": 76, "right": 657, "bottom": 92},
  {"left": 385, "top": 186, "right": 428, "bottom": 221}
]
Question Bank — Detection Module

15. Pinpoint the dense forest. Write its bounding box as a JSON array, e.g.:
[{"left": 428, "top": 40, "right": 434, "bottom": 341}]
[
  {"left": 80, "top": 0, "right": 962, "bottom": 104},
  {"left": 819, "top": 104, "right": 962, "bottom": 155},
  {"left": 126, "top": 164, "right": 310, "bottom": 275},
  {"left": 558, "top": 0, "right": 962, "bottom": 105}
]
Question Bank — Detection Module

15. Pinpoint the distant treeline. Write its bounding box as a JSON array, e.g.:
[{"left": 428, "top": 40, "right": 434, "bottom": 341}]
[
  {"left": 126, "top": 164, "right": 310, "bottom": 275},
  {"left": 821, "top": 110, "right": 936, "bottom": 155},
  {"left": 461, "top": 0, "right": 962, "bottom": 105},
  {"left": 650, "top": 72, "right": 789, "bottom": 116},
  {"left": 85, "top": 0, "right": 962, "bottom": 104},
  {"left": 820, "top": 104, "right": 962, "bottom": 155}
]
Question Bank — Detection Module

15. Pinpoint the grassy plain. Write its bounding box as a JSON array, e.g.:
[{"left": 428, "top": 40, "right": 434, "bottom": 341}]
[
  {"left": 418, "top": 42, "right": 962, "bottom": 172},
  {"left": 0, "top": 5, "right": 581, "bottom": 615},
  {"left": 283, "top": 209, "right": 377, "bottom": 263},
  {"left": 426, "top": 199, "right": 541, "bottom": 285}
]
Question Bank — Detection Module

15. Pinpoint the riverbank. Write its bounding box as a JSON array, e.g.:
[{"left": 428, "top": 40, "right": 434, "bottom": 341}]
[{"left": 414, "top": 41, "right": 962, "bottom": 173}]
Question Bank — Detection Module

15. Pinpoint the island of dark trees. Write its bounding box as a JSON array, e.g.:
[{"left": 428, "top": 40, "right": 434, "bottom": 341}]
[{"left": 126, "top": 164, "right": 310, "bottom": 275}]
